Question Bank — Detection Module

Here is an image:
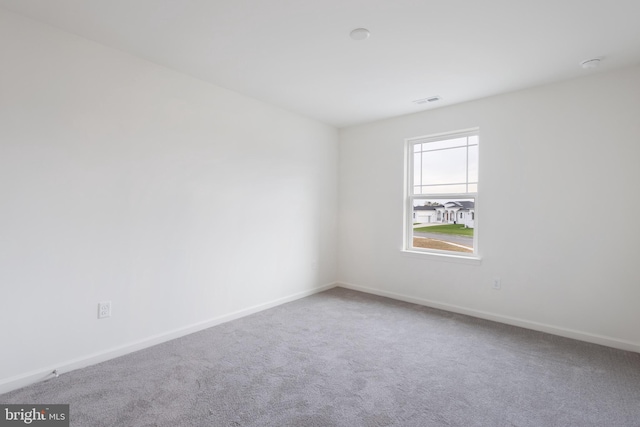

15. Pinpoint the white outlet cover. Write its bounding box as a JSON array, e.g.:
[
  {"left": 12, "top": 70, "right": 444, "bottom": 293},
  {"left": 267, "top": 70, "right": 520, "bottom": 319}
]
[{"left": 98, "top": 301, "right": 111, "bottom": 319}]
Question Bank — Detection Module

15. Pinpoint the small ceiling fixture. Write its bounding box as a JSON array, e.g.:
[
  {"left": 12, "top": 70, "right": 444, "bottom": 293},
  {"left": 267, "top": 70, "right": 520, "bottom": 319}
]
[
  {"left": 580, "top": 58, "right": 601, "bottom": 69},
  {"left": 349, "top": 28, "right": 370, "bottom": 41},
  {"left": 413, "top": 96, "right": 441, "bottom": 105}
]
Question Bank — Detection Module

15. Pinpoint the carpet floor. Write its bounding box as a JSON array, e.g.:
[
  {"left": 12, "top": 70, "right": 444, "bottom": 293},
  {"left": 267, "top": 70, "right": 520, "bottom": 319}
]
[{"left": 2, "top": 288, "right": 640, "bottom": 426}]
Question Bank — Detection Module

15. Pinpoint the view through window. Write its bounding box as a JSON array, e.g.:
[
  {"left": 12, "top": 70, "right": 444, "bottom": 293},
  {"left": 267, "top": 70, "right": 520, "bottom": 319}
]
[{"left": 406, "top": 130, "right": 478, "bottom": 255}]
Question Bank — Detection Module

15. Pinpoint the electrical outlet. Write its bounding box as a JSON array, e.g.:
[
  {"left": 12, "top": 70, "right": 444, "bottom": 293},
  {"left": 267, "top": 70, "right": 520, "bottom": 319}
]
[
  {"left": 98, "top": 301, "right": 111, "bottom": 319},
  {"left": 492, "top": 278, "right": 502, "bottom": 290}
]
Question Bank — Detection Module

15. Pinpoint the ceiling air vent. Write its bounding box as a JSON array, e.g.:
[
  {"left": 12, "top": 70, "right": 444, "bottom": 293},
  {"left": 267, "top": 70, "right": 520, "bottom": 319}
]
[{"left": 413, "top": 96, "right": 441, "bottom": 105}]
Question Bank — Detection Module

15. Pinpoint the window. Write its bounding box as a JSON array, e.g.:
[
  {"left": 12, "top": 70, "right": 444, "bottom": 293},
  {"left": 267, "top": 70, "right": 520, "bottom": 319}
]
[{"left": 405, "top": 129, "right": 478, "bottom": 256}]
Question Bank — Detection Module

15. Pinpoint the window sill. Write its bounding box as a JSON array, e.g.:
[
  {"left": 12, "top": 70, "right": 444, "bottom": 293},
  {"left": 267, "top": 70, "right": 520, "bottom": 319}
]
[{"left": 401, "top": 249, "right": 482, "bottom": 265}]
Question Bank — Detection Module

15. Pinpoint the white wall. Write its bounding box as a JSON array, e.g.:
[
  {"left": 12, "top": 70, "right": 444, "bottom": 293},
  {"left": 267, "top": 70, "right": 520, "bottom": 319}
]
[
  {"left": 339, "top": 64, "right": 640, "bottom": 351},
  {"left": 0, "top": 9, "right": 337, "bottom": 390}
]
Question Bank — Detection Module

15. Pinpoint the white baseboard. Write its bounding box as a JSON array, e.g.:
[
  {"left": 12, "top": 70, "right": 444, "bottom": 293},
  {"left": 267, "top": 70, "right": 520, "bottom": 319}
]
[
  {"left": 338, "top": 282, "right": 640, "bottom": 353},
  {"left": 0, "top": 282, "right": 338, "bottom": 395}
]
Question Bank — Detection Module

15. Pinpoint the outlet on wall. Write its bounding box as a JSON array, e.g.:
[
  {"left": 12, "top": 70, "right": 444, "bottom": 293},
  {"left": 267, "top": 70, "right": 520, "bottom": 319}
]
[
  {"left": 98, "top": 301, "right": 112, "bottom": 319},
  {"left": 492, "top": 278, "right": 502, "bottom": 290}
]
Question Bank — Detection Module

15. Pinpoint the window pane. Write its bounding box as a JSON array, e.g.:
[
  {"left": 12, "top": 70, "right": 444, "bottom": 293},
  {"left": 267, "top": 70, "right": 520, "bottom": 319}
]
[
  {"left": 468, "top": 135, "right": 479, "bottom": 146},
  {"left": 412, "top": 197, "right": 475, "bottom": 253},
  {"left": 413, "top": 152, "right": 421, "bottom": 187},
  {"left": 421, "top": 136, "right": 468, "bottom": 151},
  {"left": 468, "top": 145, "right": 479, "bottom": 183},
  {"left": 421, "top": 184, "right": 467, "bottom": 194},
  {"left": 413, "top": 143, "right": 422, "bottom": 153},
  {"left": 421, "top": 147, "right": 466, "bottom": 185},
  {"left": 468, "top": 183, "right": 478, "bottom": 192}
]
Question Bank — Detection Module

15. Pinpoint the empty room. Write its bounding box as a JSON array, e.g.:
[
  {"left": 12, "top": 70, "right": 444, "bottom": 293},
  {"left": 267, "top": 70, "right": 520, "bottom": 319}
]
[{"left": 1, "top": 1, "right": 639, "bottom": 426}]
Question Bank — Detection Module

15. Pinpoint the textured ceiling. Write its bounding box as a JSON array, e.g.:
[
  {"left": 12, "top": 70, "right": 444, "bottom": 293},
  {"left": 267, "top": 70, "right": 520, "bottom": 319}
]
[{"left": 1, "top": 0, "right": 639, "bottom": 127}]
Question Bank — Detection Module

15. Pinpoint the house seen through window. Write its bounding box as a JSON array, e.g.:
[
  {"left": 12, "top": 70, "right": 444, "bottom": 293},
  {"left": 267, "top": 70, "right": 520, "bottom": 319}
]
[{"left": 406, "top": 129, "right": 478, "bottom": 255}]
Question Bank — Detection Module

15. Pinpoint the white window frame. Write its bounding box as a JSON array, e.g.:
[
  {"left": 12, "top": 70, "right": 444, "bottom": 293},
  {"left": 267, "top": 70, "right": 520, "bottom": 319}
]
[{"left": 403, "top": 128, "right": 480, "bottom": 262}]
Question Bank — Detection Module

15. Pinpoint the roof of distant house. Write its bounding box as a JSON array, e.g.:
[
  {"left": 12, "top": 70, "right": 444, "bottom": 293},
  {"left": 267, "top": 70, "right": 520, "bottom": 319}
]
[
  {"left": 444, "top": 201, "right": 475, "bottom": 209},
  {"left": 414, "top": 201, "right": 474, "bottom": 210}
]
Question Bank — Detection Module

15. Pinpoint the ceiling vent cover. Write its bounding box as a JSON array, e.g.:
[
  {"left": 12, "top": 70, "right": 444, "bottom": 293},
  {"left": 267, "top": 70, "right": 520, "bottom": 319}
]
[{"left": 413, "top": 96, "right": 441, "bottom": 104}]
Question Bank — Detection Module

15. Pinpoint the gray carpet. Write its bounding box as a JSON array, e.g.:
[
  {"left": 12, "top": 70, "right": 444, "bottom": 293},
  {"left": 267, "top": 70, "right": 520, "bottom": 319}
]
[{"left": 2, "top": 288, "right": 640, "bottom": 426}]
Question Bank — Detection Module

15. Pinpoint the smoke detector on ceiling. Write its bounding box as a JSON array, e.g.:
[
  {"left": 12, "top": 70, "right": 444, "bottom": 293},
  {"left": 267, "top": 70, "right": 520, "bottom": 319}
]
[
  {"left": 349, "top": 28, "right": 370, "bottom": 41},
  {"left": 580, "top": 58, "right": 601, "bottom": 69}
]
